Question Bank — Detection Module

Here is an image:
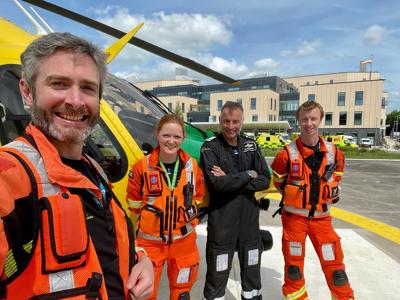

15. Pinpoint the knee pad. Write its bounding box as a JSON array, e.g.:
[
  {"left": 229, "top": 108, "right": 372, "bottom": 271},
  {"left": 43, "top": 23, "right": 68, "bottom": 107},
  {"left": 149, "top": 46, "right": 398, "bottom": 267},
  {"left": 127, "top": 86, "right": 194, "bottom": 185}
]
[
  {"left": 288, "top": 265, "right": 302, "bottom": 281},
  {"left": 332, "top": 269, "right": 348, "bottom": 286},
  {"left": 178, "top": 291, "right": 190, "bottom": 300}
]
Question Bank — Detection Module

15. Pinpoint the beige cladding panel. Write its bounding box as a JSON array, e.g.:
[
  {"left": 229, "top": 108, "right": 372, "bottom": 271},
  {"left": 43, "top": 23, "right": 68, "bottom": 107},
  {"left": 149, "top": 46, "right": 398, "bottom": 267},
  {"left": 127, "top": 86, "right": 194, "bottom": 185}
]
[
  {"left": 210, "top": 89, "right": 279, "bottom": 123},
  {"left": 298, "top": 80, "right": 383, "bottom": 128},
  {"left": 285, "top": 72, "right": 380, "bottom": 87}
]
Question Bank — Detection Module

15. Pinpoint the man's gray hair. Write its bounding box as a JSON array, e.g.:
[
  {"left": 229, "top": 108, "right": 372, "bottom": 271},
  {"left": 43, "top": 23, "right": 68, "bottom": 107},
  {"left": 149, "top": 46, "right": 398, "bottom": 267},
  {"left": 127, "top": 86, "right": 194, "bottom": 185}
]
[
  {"left": 221, "top": 101, "right": 244, "bottom": 113},
  {"left": 21, "top": 32, "right": 107, "bottom": 98}
]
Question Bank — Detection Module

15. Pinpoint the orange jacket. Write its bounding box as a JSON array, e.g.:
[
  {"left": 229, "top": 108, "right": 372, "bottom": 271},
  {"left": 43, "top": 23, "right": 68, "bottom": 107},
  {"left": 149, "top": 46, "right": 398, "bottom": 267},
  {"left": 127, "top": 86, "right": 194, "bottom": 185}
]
[
  {"left": 271, "top": 137, "right": 345, "bottom": 218},
  {"left": 126, "top": 147, "right": 204, "bottom": 243},
  {"left": 0, "top": 124, "right": 133, "bottom": 300}
]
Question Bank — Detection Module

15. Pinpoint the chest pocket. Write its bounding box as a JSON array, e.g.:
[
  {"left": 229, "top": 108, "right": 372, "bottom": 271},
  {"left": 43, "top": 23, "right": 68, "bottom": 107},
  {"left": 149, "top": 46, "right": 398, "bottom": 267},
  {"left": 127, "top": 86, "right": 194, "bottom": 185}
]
[{"left": 40, "top": 190, "right": 89, "bottom": 273}]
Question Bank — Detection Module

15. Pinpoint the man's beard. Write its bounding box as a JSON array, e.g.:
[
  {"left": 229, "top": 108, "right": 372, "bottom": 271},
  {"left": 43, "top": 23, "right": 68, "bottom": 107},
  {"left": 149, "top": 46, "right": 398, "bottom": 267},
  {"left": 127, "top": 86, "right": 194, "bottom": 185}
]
[{"left": 31, "top": 101, "right": 99, "bottom": 144}]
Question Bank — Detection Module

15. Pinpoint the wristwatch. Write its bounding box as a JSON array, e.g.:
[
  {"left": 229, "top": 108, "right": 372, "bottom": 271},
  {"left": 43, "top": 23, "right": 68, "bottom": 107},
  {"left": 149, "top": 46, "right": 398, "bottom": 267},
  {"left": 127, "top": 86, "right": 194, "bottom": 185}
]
[{"left": 246, "top": 170, "right": 256, "bottom": 179}]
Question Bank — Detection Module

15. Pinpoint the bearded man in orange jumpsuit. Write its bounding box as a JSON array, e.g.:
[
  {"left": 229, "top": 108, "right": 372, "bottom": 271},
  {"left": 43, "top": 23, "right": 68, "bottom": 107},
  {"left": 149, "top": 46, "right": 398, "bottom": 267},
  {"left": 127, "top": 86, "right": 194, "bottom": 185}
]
[{"left": 271, "top": 101, "right": 354, "bottom": 300}]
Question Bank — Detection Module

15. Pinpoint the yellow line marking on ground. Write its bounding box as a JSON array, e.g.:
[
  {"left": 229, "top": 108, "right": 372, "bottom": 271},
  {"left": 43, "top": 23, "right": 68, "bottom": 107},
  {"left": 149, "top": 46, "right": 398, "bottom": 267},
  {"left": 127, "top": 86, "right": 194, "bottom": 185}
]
[
  {"left": 265, "top": 193, "right": 400, "bottom": 245},
  {"left": 331, "top": 207, "right": 400, "bottom": 245}
]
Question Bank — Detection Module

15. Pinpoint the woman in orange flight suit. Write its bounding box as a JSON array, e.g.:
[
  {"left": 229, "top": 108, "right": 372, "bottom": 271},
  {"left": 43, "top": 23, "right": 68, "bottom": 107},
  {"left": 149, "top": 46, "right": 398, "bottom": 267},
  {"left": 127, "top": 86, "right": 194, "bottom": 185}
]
[{"left": 126, "top": 114, "right": 204, "bottom": 300}]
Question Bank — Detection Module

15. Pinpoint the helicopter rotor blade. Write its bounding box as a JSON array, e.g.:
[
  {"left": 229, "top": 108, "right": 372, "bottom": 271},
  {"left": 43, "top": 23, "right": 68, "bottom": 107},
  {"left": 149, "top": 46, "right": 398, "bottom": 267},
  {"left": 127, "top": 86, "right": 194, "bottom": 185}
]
[{"left": 21, "top": 0, "right": 239, "bottom": 84}]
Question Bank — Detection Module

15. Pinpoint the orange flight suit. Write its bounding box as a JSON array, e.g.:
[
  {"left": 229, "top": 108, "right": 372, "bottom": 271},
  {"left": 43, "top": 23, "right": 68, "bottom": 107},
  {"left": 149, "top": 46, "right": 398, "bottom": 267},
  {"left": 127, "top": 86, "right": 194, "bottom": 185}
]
[
  {"left": 127, "top": 147, "right": 204, "bottom": 300},
  {"left": 0, "top": 124, "right": 136, "bottom": 300},
  {"left": 272, "top": 137, "right": 354, "bottom": 300}
]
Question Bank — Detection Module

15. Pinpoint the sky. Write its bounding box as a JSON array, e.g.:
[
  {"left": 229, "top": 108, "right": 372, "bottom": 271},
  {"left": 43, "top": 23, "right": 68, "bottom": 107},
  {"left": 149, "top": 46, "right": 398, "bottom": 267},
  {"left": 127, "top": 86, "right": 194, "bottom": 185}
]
[{"left": 3, "top": 0, "right": 400, "bottom": 112}]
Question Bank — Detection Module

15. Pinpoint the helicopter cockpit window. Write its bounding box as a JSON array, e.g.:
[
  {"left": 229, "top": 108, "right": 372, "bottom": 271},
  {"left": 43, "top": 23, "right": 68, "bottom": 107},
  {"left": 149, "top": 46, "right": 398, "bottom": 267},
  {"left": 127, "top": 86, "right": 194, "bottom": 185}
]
[
  {"left": 103, "top": 74, "right": 166, "bottom": 152},
  {"left": 84, "top": 121, "right": 127, "bottom": 183},
  {"left": 0, "top": 65, "right": 30, "bottom": 145}
]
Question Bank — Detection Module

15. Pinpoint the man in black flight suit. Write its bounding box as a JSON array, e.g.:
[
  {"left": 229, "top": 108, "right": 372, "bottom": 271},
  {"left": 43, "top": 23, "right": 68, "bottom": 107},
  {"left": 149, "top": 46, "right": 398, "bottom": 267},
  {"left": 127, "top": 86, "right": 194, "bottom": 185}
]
[{"left": 201, "top": 101, "right": 271, "bottom": 300}]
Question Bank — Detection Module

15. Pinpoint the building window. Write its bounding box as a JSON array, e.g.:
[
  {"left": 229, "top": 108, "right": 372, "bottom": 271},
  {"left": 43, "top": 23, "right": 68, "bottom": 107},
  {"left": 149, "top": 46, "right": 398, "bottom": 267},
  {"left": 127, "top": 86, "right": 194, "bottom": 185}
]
[
  {"left": 355, "top": 91, "right": 363, "bottom": 105},
  {"left": 337, "top": 92, "right": 346, "bottom": 106},
  {"left": 270, "top": 98, "right": 273, "bottom": 110},
  {"left": 330, "top": 79, "right": 333, "bottom": 83},
  {"left": 217, "top": 99, "right": 223, "bottom": 111},
  {"left": 274, "top": 99, "right": 277, "bottom": 111},
  {"left": 339, "top": 112, "right": 347, "bottom": 125},
  {"left": 381, "top": 97, "right": 386, "bottom": 108},
  {"left": 251, "top": 98, "right": 257, "bottom": 110},
  {"left": 315, "top": 81, "right": 318, "bottom": 85},
  {"left": 325, "top": 113, "right": 333, "bottom": 126},
  {"left": 168, "top": 102, "right": 173, "bottom": 110},
  {"left": 354, "top": 111, "right": 362, "bottom": 125},
  {"left": 140, "top": 106, "right": 145, "bottom": 113},
  {"left": 252, "top": 115, "right": 258, "bottom": 122},
  {"left": 308, "top": 94, "right": 315, "bottom": 101},
  {"left": 237, "top": 98, "right": 242, "bottom": 105}
]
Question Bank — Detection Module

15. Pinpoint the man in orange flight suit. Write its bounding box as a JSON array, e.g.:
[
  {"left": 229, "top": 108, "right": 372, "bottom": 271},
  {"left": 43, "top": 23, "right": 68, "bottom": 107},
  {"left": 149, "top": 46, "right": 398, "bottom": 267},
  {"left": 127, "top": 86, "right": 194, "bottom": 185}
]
[
  {"left": 0, "top": 32, "right": 153, "bottom": 300},
  {"left": 271, "top": 101, "right": 354, "bottom": 300}
]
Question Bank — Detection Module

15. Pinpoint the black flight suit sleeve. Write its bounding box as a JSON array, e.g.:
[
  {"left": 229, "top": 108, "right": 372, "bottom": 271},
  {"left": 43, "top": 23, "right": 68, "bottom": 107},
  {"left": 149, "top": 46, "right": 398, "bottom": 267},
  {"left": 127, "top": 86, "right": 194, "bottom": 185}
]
[
  {"left": 200, "top": 141, "right": 251, "bottom": 193},
  {"left": 245, "top": 145, "right": 271, "bottom": 192}
]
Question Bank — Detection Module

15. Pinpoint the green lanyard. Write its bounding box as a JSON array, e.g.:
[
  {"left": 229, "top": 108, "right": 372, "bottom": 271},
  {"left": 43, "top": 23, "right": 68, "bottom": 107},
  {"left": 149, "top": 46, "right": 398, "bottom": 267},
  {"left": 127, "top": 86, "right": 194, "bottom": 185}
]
[{"left": 159, "top": 158, "right": 180, "bottom": 191}]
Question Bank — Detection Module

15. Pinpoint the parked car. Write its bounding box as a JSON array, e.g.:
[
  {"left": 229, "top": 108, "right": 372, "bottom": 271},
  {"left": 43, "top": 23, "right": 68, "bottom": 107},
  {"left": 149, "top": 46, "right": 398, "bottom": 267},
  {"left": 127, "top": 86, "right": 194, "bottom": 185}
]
[{"left": 360, "top": 138, "right": 374, "bottom": 147}]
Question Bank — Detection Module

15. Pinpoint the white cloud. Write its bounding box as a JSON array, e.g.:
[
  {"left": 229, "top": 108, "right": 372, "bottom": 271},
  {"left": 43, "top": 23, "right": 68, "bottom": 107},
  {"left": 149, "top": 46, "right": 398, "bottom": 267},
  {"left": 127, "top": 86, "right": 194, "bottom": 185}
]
[
  {"left": 254, "top": 58, "right": 280, "bottom": 71},
  {"left": 95, "top": 5, "right": 236, "bottom": 82},
  {"left": 96, "top": 7, "right": 232, "bottom": 57},
  {"left": 363, "top": 25, "right": 388, "bottom": 46},
  {"left": 279, "top": 40, "right": 322, "bottom": 58},
  {"left": 296, "top": 40, "right": 322, "bottom": 56},
  {"left": 279, "top": 50, "right": 292, "bottom": 57}
]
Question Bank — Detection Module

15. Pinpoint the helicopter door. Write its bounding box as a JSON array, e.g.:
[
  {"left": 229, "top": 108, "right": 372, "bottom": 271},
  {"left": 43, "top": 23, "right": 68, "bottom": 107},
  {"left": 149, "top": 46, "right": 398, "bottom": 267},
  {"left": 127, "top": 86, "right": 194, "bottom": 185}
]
[{"left": 0, "top": 65, "right": 30, "bottom": 145}]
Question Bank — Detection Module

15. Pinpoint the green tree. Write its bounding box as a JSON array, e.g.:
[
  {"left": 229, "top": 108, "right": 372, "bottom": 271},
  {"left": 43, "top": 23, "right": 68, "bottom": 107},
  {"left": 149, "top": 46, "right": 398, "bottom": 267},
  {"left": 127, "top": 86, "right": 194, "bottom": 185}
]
[
  {"left": 386, "top": 110, "right": 400, "bottom": 135},
  {"left": 173, "top": 101, "right": 184, "bottom": 118}
]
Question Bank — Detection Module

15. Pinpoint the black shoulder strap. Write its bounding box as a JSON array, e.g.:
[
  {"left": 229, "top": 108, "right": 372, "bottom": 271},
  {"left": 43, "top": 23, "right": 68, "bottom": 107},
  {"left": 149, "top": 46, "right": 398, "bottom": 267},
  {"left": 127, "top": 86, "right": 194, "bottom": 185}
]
[{"left": 83, "top": 154, "right": 137, "bottom": 268}]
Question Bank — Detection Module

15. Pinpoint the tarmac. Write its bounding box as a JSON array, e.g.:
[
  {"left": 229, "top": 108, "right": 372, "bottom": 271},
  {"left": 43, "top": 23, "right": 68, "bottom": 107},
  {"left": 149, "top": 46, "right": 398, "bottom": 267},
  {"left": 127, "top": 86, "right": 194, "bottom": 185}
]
[{"left": 157, "top": 158, "right": 400, "bottom": 300}]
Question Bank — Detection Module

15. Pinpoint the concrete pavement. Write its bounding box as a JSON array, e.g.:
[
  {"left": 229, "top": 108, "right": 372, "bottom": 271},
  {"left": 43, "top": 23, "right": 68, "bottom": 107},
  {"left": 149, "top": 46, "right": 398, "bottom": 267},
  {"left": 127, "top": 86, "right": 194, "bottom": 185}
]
[{"left": 158, "top": 224, "right": 400, "bottom": 299}]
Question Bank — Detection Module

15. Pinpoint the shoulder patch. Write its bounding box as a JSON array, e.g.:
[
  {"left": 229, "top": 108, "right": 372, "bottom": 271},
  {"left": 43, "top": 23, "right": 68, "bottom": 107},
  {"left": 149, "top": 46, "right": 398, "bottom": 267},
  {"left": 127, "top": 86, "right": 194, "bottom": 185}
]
[
  {"left": 0, "top": 156, "right": 15, "bottom": 172},
  {"left": 205, "top": 136, "right": 216, "bottom": 142},
  {"left": 243, "top": 141, "right": 257, "bottom": 152},
  {"left": 201, "top": 146, "right": 212, "bottom": 152}
]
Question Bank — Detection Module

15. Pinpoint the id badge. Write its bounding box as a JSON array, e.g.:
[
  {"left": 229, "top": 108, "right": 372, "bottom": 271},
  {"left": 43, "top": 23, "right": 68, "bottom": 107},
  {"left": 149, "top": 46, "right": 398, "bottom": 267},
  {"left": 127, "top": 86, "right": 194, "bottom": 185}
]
[
  {"left": 291, "top": 160, "right": 303, "bottom": 179},
  {"left": 146, "top": 171, "right": 162, "bottom": 194}
]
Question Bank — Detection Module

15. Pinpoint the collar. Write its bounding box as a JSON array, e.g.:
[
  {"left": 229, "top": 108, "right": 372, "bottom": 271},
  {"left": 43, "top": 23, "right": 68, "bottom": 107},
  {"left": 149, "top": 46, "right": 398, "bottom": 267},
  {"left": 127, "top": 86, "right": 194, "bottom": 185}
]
[
  {"left": 217, "top": 133, "right": 241, "bottom": 147},
  {"left": 22, "top": 124, "right": 99, "bottom": 192},
  {"left": 147, "top": 146, "right": 190, "bottom": 168},
  {"left": 295, "top": 136, "right": 329, "bottom": 158}
]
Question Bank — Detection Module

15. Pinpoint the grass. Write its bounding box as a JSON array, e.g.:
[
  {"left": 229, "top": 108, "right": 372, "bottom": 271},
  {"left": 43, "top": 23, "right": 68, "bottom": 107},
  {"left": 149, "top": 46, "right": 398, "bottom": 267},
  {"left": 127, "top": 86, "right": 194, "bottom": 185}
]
[{"left": 261, "top": 146, "right": 400, "bottom": 159}]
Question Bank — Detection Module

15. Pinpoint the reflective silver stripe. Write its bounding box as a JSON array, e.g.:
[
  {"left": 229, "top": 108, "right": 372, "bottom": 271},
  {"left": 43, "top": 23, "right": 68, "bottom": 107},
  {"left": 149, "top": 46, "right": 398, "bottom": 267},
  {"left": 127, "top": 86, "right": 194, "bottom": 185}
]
[
  {"left": 50, "top": 270, "right": 74, "bottom": 292},
  {"left": 147, "top": 196, "right": 156, "bottom": 205},
  {"left": 203, "top": 297, "right": 225, "bottom": 300},
  {"left": 284, "top": 204, "right": 331, "bottom": 217},
  {"left": 137, "top": 224, "right": 194, "bottom": 242},
  {"left": 325, "top": 141, "right": 335, "bottom": 183},
  {"left": 5, "top": 141, "right": 59, "bottom": 196},
  {"left": 241, "top": 289, "right": 261, "bottom": 299},
  {"left": 185, "top": 158, "right": 194, "bottom": 190},
  {"left": 287, "top": 141, "right": 300, "bottom": 161}
]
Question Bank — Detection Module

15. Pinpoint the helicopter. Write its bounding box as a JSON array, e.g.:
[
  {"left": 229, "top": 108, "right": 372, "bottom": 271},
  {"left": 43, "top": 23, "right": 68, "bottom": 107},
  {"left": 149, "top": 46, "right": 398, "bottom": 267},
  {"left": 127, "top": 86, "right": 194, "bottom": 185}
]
[{"left": 0, "top": 0, "right": 279, "bottom": 225}]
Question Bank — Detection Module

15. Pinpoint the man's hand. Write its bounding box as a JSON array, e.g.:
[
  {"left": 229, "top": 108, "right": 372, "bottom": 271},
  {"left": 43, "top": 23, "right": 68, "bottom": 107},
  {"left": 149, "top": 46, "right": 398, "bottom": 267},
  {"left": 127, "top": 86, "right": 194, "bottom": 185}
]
[
  {"left": 127, "top": 255, "right": 154, "bottom": 300},
  {"left": 211, "top": 165, "right": 226, "bottom": 177}
]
